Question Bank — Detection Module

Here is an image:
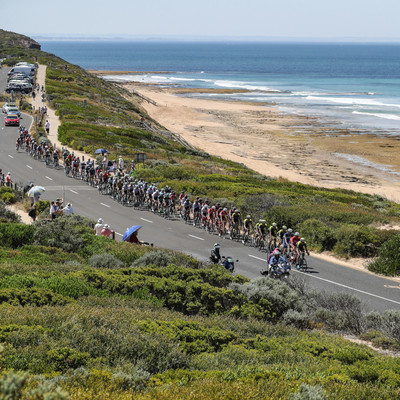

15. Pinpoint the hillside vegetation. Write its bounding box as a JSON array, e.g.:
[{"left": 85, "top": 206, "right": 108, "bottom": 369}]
[
  {"left": 0, "top": 206, "right": 399, "bottom": 399},
  {"left": 2, "top": 32, "right": 400, "bottom": 270}
]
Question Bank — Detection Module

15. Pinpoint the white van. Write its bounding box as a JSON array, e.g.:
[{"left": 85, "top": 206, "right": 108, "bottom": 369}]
[{"left": 8, "top": 66, "right": 35, "bottom": 77}]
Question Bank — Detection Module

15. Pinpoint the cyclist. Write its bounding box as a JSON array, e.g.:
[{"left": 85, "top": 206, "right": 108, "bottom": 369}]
[
  {"left": 192, "top": 199, "right": 201, "bottom": 225},
  {"left": 290, "top": 232, "right": 301, "bottom": 256},
  {"left": 282, "top": 228, "right": 293, "bottom": 256},
  {"left": 278, "top": 225, "right": 287, "bottom": 246},
  {"left": 256, "top": 219, "right": 268, "bottom": 245},
  {"left": 296, "top": 238, "right": 310, "bottom": 268},
  {"left": 218, "top": 207, "right": 228, "bottom": 236},
  {"left": 231, "top": 209, "right": 242, "bottom": 233},
  {"left": 268, "top": 222, "right": 279, "bottom": 249},
  {"left": 242, "top": 215, "right": 253, "bottom": 243}
]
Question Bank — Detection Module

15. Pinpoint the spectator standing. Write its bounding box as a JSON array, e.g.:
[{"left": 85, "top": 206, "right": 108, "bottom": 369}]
[
  {"left": 118, "top": 156, "right": 124, "bottom": 171},
  {"left": 28, "top": 205, "right": 37, "bottom": 222},
  {"left": 5, "top": 172, "right": 11, "bottom": 187},
  {"left": 94, "top": 218, "right": 105, "bottom": 235},
  {"left": 62, "top": 203, "right": 74, "bottom": 215},
  {"left": 100, "top": 224, "right": 112, "bottom": 238},
  {"left": 50, "top": 201, "right": 57, "bottom": 220},
  {"left": 45, "top": 120, "right": 50, "bottom": 134}
]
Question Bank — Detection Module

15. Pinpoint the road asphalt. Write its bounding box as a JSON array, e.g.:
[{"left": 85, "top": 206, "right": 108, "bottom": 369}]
[{"left": 1, "top": 68, "right": 400, "bottom": 313}]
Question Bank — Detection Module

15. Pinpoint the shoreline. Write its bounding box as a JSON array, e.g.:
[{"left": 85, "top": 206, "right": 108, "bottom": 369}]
[{"left": 108, "top": 78, "right": 400, "bottom": 202}]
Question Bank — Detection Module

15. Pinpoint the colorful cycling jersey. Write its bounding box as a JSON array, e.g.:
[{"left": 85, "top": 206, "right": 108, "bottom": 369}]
[
  {"left": 232, "top": 212, "right": 241, "bottom": 223},
  {"left": 269, "top": 226, "right": 278, "bottom": 236},
  {"left": 297, "top": 241, "right": 308, "bottom": 252},
  {"left": 219, "top": 210, "right": 228, "bottom": 220},
  {"left": 244, "top": 218, "right": 253, "bottom": 228},
  {"left": 208, "top": 208, "right": 216, "bottom": 219},
  {"left": 278, "top": 229, "right": 286, "bottom": 239},
  {"left": 283, "top": 232, "right": 293, "bottom": 246},
  {"left": 290, "top": 236, "right": 301, "bottom": 247},
  {"left": 257, "top": 224, "right": 268, "bottom": 235}
]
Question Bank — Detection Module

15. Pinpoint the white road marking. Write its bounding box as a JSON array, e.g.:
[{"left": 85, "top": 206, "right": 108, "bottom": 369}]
[
  {"left": 188, "top": 234, "right": 205, "bottom": 241},
  {"left": 297, "top": 271, "right": 400, "bottom": 306},
  {"left": 100, "top": 202, "right": 110, "bottom": 208},
  {"left": 140, "top": 217, "right": 153, "bottom": 224},
  {"left": 248, "top": 254, "right": 266, "bottom": 262},
  {"left": 69, "top": 189, "right": 78, "bottom": 194},
  {"left": 26, "top": 165, "right": 32, "bottom": 169},
  {"left": 115, "top": 232, "right": 123, "bottom": 237},
  {"left": 8, "top": 155, "right": 13, "bottom": 158},
  {"left": 45, "top": 176, "right": 53, "bottom": 181}
]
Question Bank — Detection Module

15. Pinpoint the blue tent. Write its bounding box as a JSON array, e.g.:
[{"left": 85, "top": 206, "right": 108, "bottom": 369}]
[{"left": 123, "top": 225, "right": 142, "bottom": 241}]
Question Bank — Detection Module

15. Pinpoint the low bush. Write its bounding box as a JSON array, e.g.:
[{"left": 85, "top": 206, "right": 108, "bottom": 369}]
[
  {"left": 132, "top": 251, "right": 172, "bottom": 268},
  {"left": 0, "top": 192, "right": 16, "bottom": 204},
  {"left": 0, "top": 223, "right": 34, "bottom": 248},
  {"left": 367, "top": 235, "right": 400, "bottom": 276},
  {"left": 0, "top": 200, "right": 20, "bottom": 222},
  {"left": 301, "top": 219, "right": 336, "bottom": 252},
  {"left": 33, "top": 215, "right": 93, "bottom": 252},
  {"left": 0, "top": 288, "right": 69, "bottom": 306},
  {"left": 333, "top": 224, "right": 380, "bottom": 258},
  {"left": 290, "top": 384, "right": 327, "bottom": 400},
  {"left": 89, "top": 253, "right": 125, "bottom": 269}
]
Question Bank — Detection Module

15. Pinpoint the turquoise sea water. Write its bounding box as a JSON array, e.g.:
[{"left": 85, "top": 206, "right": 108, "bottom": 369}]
[{"left": 40, "top": 41, "right": 400, "bottom": 133}]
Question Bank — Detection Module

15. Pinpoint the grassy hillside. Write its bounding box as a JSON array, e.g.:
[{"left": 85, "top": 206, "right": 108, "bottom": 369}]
[{"left": 0, "top": 206, "right": 399, "bottom": 399}]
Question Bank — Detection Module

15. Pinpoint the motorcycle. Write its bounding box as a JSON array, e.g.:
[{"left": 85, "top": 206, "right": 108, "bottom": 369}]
[
  {"left": 262, "top": 261, "right": 291, "bottom": 280},
  {"left": 221, "top": 256, "right": 237, "bottom": 273}
]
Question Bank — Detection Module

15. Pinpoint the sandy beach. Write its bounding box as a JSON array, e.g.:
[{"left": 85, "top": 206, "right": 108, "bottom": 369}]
[{"left": 109, "top": 79, "right": 400, "bottom": 203}]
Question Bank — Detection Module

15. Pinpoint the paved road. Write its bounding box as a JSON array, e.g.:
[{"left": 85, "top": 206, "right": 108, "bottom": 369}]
[{"left": 1, "top": 84, "right": 399, "bottom": 313}]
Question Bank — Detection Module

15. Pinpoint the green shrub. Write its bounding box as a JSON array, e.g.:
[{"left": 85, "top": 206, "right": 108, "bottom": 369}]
[
  {"left": 0, "top": 223, "right": 34, "bottom": 248},
  {"left": 290, "top": 384, "right": 327, "bottom": 400},
  {"left": 301, "top": 219, "right": 336, "bottom": 251},
  {"left": 0, "top": 192, "right": 16, "bottom": 204},
  {"left": 33, "top": 215, "right": 93, "bottom": 252},
  {"left": 0, "top": 200, "right": 20, "bottom": 222},
  {"left": 0, "top": 288, "right": 69, "bottom": 306},
  {"left": 368, "top": 235, "right": 400, "bottom": 276},
  {"left": 333, "top": 224, "right": 380, "bottom": 257},
  {"left": 89, "top": 253, "right": 125, "bottom": 269},
  {"left": 35, "top": 199, "right": 50, "bottom": 215},
  {"left": 132, "top": 250, "right": 172, "bottom": 268},
  {"left": 47, "top": 347, "right": 90, "bottom": 372}
]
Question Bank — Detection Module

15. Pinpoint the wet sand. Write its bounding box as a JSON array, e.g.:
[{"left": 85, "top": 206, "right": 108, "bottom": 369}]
[{"left": 99, "top": 75, "right": 400, "bottom": 202}]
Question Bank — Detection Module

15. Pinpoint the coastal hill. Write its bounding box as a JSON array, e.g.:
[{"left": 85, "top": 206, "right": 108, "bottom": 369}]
[
  {"left": 0, "top": 29, "right": 41, "bottom": 54},
  {"left": 0, "top": 30, "right": 399, "bottom": 399}
]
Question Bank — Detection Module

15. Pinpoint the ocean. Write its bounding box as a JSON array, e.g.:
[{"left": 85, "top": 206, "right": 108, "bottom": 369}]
[{"left": 39, "top": 41, "right": 400, "bottom": 133}]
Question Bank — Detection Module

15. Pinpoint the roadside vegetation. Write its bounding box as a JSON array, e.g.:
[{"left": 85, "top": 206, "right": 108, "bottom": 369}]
[
  {"left": 0, "top": 207, "right": 399, "bottom": 399},
  {"left": 1, "top": 30, "right": 400, "bottom": 272}
]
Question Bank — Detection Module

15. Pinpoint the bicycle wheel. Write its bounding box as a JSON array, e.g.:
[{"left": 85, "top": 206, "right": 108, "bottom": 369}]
[{"left": 300, "top": 256, "right": 308, "bottom": 272}]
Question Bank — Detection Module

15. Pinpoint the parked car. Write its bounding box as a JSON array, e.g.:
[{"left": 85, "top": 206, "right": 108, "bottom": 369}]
[
  {"left": 5, "top": 114, "right": 20, "bottom": 127},
  {"left": 6, "top": 81, "right": 32, "bottom": 94}
]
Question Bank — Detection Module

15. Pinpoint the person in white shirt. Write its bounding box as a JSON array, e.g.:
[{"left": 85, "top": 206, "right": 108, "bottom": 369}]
[
  {"left": 94, "top": 218, "right": 104, "bottom": 235},
  {"left": 62, "top": 203, "right": 74, "bottom": 215},
  {"left": 118, "top": 156, "right": 124, "bottom": 171},
  {"left": 45, "top": 120, "right": 50, "bottom": 134}
]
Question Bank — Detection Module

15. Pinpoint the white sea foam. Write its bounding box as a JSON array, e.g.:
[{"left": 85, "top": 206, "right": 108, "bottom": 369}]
[
  {"left": 213, "top": 80, "right": 281, "bottom": 92},
  {"left": 333, "top": 153, "right": 400, "bottom": 175},
  {"left": 306, "top": 96, "right": 400, "bottom": 109},
  {"left": 353, "top": 111, "right": 400, "bottom": 121}
]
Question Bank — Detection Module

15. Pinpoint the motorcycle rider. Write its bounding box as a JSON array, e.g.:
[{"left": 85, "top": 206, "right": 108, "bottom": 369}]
[
  {"left": 210, "top": 243, "right": 222, "bottom": 264},
  {"left": 268, "top": 250, "right": 287, "bottom": 273}
]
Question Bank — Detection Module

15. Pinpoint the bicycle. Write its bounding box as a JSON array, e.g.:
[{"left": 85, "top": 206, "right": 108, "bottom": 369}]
[{"left": 298, "top": 251, "right": 308, "bottom": 272}]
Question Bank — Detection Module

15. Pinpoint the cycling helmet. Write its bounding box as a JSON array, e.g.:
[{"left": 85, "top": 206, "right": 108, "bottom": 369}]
[
  {"left": 288, "top": 228, "right": 293, "bottom": 233},
  {"left": 275, "top": 250, "right": 281, "bottom": 255},
  {"left": 214, "top": 243, "right": 221, "bottom": 249},
  {"left": 272, "top": 223, "right": 277, "bottom": 227},
  {"left": 224, "top": 208, "right": 228, "bottom": 212},
  {"left": 260, "top": 219, "right": 266, "bottom": 224},
  {"left": 300, "top": 238, "right": 305, "bottom": 242},
  {"left": 212, "top": 206, "right": 216, "bottom": 210},
  {"left": 246, "top": 215, "right": 251, "bottom": 219},
  {"left": 295, "top": 232, "right": 300, "bottom": 237},
  {"left": 282, "top": 225, "right": 287, "bottom": 230}
]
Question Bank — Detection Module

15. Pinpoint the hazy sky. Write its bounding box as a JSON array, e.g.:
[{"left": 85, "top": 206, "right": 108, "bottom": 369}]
[{"left": 2, "top": 0, "right": 400, "bottom": 41}]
